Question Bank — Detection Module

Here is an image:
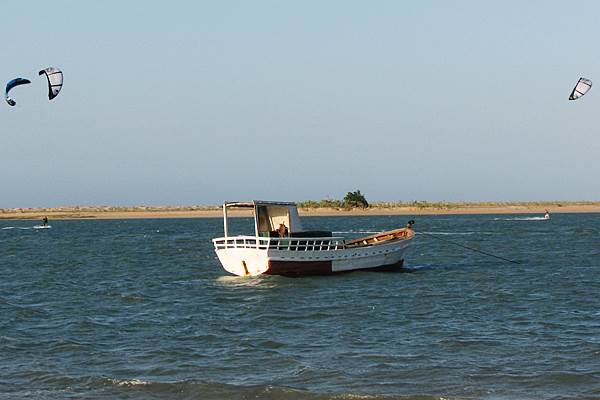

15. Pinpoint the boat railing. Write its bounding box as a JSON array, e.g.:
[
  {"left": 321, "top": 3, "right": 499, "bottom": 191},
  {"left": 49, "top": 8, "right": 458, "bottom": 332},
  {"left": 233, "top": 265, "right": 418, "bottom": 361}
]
[{"left": 212, "top": 235, "right": 346, "bottom": 251}]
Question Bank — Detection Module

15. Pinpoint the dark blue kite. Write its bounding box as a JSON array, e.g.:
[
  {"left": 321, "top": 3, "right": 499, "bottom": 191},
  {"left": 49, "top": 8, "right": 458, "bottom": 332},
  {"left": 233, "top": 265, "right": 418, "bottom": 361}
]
[{"left": 5, "top": 78, "right": 31, "bottom": 106}]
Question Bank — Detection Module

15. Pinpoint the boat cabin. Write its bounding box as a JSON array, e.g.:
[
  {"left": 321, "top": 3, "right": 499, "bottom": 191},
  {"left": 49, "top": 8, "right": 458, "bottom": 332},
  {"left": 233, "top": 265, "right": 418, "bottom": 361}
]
[{"left": 221, "top": 201, "right": 330, "bottom": 238}]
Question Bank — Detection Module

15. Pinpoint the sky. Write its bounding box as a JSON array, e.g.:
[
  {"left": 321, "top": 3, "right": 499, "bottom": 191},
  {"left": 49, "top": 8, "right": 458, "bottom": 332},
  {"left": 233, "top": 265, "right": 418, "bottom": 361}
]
[{"left": 1, "top": 1, "right": 600, "bottom": 207}]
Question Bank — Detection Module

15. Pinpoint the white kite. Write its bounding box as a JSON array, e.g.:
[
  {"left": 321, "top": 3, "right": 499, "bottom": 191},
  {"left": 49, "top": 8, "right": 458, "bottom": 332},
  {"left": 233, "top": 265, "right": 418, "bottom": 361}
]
[
  {"left": 568, "top": 77, "right": 592, "bottom": 100},
  {"left": 38, "top": 67, "right": 63, "bottom": 100}
]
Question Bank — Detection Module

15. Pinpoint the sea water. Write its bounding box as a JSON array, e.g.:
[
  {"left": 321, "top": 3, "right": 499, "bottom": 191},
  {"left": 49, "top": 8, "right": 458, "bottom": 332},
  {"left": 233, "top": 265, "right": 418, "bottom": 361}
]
[{"left": 1, "top": 214, "right": 599, "bottom": 399}]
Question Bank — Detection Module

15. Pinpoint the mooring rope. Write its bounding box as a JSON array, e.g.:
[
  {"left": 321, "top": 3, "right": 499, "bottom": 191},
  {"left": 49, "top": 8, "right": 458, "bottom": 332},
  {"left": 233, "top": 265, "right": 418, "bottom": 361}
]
[{"left": 417, "top": 231, "right": 520, "bottom": 265}]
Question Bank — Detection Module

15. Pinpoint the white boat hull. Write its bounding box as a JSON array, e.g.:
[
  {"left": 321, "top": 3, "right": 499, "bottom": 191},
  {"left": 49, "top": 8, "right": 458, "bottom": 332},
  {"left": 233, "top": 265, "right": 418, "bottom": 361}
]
[{"left": 214, "top": 238, "right": 411, "bottom": 277}]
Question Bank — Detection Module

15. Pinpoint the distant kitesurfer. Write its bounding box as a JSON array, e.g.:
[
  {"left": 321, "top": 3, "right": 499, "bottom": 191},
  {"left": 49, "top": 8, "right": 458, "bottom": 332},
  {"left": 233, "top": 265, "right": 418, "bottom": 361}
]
[
  {"left": 42, "top": 216, "right": 49, "bottom": 226},
  {"left": 544, "top": 210, "right": 550, "bottom": 220}
]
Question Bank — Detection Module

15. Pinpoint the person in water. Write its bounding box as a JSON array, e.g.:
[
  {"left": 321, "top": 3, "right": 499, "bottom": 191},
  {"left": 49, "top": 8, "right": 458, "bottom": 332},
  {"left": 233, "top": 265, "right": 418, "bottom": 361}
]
[
  {"left": 42, "top": 216, "right": 49, "bottom": 226},
  {"left": 406, "top": 220, "right": 415, "bottom": 229}
]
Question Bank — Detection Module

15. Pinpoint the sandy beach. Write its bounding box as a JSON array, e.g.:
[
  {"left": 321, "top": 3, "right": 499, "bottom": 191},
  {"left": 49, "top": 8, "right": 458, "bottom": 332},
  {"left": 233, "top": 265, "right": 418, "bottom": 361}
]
[{"left": 1, "top": 203, "right": 600, "bottom": 220}]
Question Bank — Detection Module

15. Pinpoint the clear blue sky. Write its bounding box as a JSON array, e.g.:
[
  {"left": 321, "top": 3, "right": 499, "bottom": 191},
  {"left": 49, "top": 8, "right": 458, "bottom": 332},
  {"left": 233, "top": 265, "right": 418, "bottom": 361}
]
[{"left": 2, "top": 1, "right": 599, "bottom": 207}]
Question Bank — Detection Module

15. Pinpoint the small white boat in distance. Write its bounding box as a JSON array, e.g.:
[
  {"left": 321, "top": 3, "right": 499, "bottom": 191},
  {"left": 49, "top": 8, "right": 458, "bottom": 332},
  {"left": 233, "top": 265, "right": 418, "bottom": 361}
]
[{"left": 212, "top": 201, "right": 414, "bottom": 277}]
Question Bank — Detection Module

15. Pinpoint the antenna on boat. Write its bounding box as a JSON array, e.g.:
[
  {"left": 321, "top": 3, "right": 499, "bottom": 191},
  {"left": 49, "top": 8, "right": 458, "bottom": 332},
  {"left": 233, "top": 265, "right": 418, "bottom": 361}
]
[{"left": 418, "top": 231, "right": 520, "bottom": 265}]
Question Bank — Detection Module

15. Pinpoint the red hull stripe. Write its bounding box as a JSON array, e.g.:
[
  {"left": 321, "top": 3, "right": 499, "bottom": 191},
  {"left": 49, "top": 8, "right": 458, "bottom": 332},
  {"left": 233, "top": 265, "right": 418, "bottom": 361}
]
[
  {"left": 266, "top": 260, "right": 332, "bottom": 276},
  {"left": 265, "top": 259, "right": 405, "bottom": 277}
]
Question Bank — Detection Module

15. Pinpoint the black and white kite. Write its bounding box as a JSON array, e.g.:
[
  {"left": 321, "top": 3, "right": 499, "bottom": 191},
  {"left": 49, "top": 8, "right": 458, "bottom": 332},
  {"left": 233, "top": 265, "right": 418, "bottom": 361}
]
[
  {"left": 568, "top": 77, "right": 592, "bottom": 100},
  {"left": 38, "top": 67, "right": 63, "bottom": 100}
]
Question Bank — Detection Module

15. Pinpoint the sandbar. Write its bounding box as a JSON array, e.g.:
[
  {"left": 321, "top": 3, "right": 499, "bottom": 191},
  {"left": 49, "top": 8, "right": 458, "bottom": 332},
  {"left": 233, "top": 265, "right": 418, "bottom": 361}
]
[{"left": 1, "top": 203, "right": 600, "bottom": 220}]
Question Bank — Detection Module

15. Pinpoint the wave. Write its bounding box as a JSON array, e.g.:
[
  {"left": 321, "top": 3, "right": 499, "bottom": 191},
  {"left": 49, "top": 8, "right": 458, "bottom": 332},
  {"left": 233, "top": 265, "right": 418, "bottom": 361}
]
[
  {"left": 107, "top": 378, "right": 151, "bottom": 386},
  {"left": 214, "top": 275, "right": 280, "bottom": 289},
  {"left": 332, "top": 230, "right": 380, "bottom": 235},
  {"left": 2, "top": 376, "right": 455, "bottom": 400},
  {"left": 98, "top": 379, "right": 451, "bottom": 400},
  {"left": 1, "top": 225, "right": 52, "bottom": 231},
  {"left": 494, "top": 217, "right": 549, "bottom": 221},
  {"left": 417, "top": 231, "right": 477, "bottom": 235}
]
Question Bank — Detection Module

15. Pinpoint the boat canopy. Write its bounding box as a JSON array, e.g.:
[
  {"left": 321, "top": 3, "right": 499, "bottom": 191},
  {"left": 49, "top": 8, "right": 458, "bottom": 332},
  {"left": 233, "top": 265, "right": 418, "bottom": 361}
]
[{"left": 222, "top": 201, "right": 304, "bottom": 237}]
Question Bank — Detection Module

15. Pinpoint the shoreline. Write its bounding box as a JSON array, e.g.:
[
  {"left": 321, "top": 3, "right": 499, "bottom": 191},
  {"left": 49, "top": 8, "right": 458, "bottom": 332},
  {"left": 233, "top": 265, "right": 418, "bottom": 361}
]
[{"left": 1, "top": 204, "right": 600, "bottom": 220}]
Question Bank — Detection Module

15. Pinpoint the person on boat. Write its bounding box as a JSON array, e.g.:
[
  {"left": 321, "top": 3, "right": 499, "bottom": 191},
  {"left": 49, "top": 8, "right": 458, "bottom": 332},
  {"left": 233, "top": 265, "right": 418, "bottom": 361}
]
[
  {"left": 277, "top": 222, "right": 289, "bottom": 237},
  {"left": 544, "top": 210, "right": 550, "bottom": 220},
  {"left": 42, "top": 216, "right": 49, "bottom": 226}
]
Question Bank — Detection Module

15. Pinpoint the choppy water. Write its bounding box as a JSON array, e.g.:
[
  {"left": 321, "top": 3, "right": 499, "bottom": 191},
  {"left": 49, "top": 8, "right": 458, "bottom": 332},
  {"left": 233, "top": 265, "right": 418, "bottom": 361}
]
[{"left": 1, "top": 214, "right": 600, "bottom": 400}]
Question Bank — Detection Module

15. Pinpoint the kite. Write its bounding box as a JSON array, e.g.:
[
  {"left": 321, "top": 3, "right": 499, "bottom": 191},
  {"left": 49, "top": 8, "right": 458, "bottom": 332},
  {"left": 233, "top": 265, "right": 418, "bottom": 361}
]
[
  {"left": 5, "top": 78, "right": 31, "bottom": 106},
  {"left": 38, "top": 67, "right": 63, "bottom": 100},
  {"left": 569, "top": 78, "right": 592, "bottom": 100}
]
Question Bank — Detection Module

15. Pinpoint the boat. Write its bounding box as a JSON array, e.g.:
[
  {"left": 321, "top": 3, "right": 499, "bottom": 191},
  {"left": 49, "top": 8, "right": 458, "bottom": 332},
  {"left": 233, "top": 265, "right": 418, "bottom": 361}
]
[{"left": 212, "top": 201, "right": 414, "bottom": 277}]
